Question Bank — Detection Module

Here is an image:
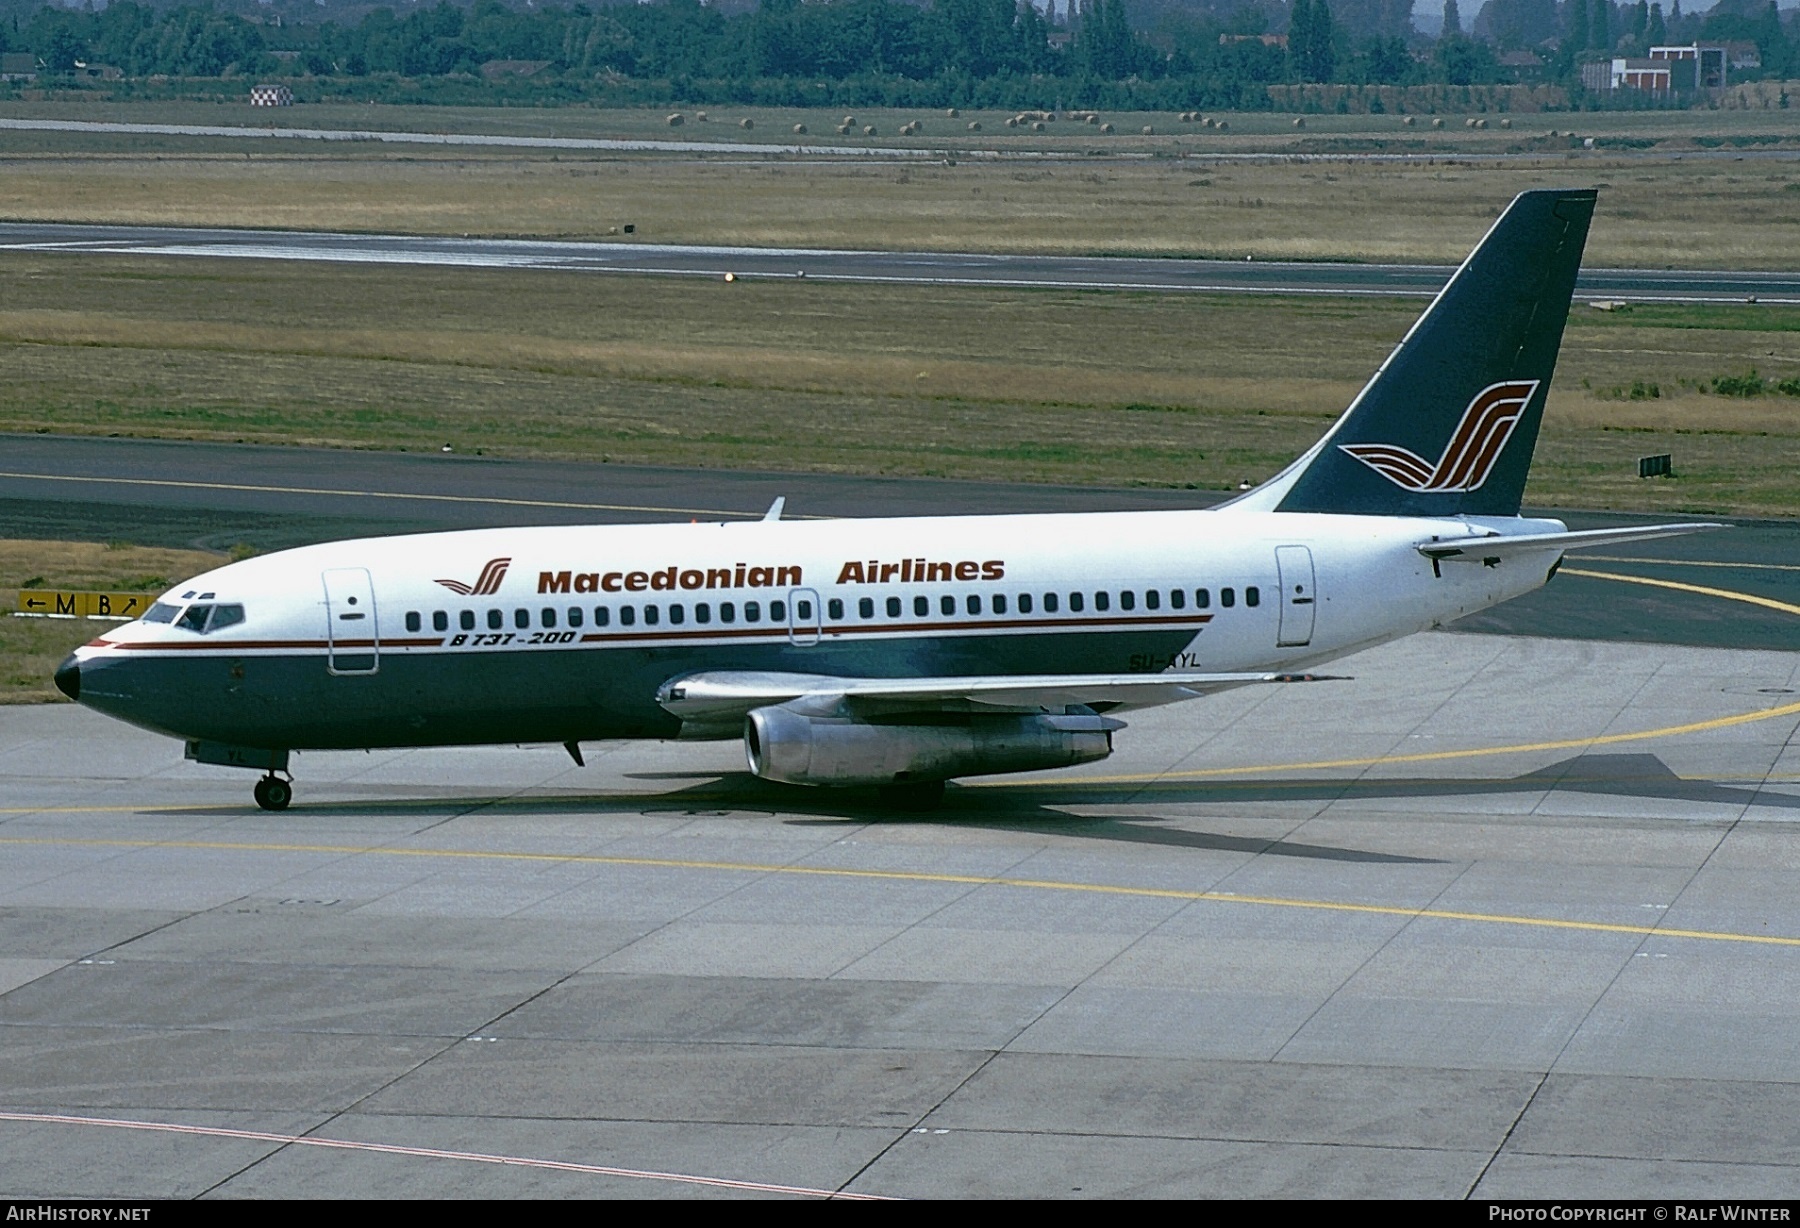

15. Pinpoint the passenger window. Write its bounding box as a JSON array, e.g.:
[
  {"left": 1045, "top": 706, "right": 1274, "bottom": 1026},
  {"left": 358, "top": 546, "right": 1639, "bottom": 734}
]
[
  {"left": 696, "top": 603, "right": 711, "bottom": 624},
  {"left": 541, "top": 608, "right": 557, "bottom": 629},
  {"left": 796, "top": 600, "right": 811, "bottom": 620},
  {"left": 1246, "top": 586, "right": 1260, "bottom": 607},
  {"left": 488, "top": 609, "right": 503, "bottom": 630},
  {"left": 594, "top": 607, "right": 610, "bottom": 627},
  {"left": 721, "top": 602, "right": 736, "bottom": 623},
  {"left": 645, "top": 605, "right": 660, "bottom": 625},
  {"left": 461, "top": 610, "right": 476, "bottom": 630},
  {"left": 568, "top": 607, "right": 583, "bottom": 628},
  {"left": 744, "top": 602, "right": 761, "bottom": 623},
  {"left": 993, "top": 594, "right": 1008, "bottom": 614},
  {"left": 940, "top": 595, "right": 955, "bottom": 616},
  {"left": 1195, "top": 589, "right": 1210, "bottom": 609},
  {"left": 514, "top": 608, "right": 530, "bottom": 630},
  {"left": 1018, "top": 593, "right": 1033, "bottom": 614},
  {"left": 620, "top": 606, "right": 636, "bottom": 627},
  {"left": 669, "top": 604, "right": 684, "bottom": 624},
  {"left": 1145, "top": 590, "right": 1159, "bottom": 610},
  {"left": 433, "top": 611, "right": 449, "bottom": 632},
  {"left": 1043, "top": 593, "right": 1058, "bottom": 613},
  {"left": 405, "top": 611, "right": 421, "bottom": 633},
  {"left": 1069, "top": 592, "right": 1085, "bottom": 613},
  {"left": 1221, "top": 588, "right": 1236, "bottom": 608},
  {"left": 1121, "top": 591, "right": 1135, "bottom": 611},
  {"left": 1094, "top": 592, "right": 1110, "bottom": 612},
  {"left": 858, "top": 597, "right": 874, "bottom": 619},
  {"left": 176, "top": 605, "right": 210, "bottom": 633},
  {"left": 828, "top": 598, "right": 844, "bottom": 620},
  {"left": 967, "top": 594, "right": 982, "bottom": 615},
  {"left": 886, "top": 596, "right": 901, "bottom": 618},
  {"left": 1170, "top": 589, "right": 1185, "bottom": 609},
  {"left": 770, "top": 601, "right": 785, "bottom": 621},
  {"left": 207, "top": 604, "right": 245, "bottom": 633},
  {"left": 914, "top": 595, "right": 929, "bottom": 617}
]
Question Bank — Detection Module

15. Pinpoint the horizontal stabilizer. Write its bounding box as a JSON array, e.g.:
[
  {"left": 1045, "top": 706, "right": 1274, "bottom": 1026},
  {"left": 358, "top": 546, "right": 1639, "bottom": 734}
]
[
  {"left": 1417, "top": 522, "right": 1726, "bottom": 563},
  {"left": 658, "top": 669, "right": 1345, "bottom": 722}
]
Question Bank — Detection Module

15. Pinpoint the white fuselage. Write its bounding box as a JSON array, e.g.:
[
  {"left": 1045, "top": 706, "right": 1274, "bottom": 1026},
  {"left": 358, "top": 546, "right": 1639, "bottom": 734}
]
[{"left": 70, "top": 505, "right": 1567, "bottom": 753}]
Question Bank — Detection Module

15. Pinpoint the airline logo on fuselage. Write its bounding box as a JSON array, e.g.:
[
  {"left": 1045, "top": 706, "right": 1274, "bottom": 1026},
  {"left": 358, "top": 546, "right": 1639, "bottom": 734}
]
[
  {"left": 1339, "top": 380, "right": 1539, "bottom": 493},
  {"left": 435, "top": 557, "right": 510, "bottom": 596}
]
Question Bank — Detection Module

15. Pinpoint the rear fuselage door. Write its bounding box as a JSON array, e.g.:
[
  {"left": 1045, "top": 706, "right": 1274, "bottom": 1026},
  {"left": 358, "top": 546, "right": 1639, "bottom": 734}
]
[
  {"left": 787, "top": 587, "right": 822, "bottom": 646},
  {"left": 322, "top": 567, "right": 379, "bottom": 674},
  {"left": 1274, "top": 545, "right": 1317, "bottom": 647}
]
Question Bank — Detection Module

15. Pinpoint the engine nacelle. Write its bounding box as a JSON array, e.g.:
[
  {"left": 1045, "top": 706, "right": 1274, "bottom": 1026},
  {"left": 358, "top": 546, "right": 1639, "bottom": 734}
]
[{"left": 744, "top": 704, "right": 1119, "bottom": 787}]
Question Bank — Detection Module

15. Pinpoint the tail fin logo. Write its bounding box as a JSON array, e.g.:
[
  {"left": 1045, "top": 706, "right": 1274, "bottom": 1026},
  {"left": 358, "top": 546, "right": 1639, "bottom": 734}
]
[
  {"left": 435, "top": 557, "right": 510, "bottom": 596},
  {"left": 1339, "top": 380, "right": 1539, "bottom": 494}
]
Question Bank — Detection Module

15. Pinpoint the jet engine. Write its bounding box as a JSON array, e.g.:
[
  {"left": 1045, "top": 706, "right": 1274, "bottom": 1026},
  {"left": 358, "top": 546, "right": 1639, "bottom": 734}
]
[{"left": 744, "top": 704, "right": 1119, "bottom": 787}]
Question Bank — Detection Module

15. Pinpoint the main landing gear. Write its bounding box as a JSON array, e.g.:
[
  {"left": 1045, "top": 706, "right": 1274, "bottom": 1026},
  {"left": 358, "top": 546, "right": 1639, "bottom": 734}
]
[{"left": 253, "top": 774, "right": 293, "bottom": 811}]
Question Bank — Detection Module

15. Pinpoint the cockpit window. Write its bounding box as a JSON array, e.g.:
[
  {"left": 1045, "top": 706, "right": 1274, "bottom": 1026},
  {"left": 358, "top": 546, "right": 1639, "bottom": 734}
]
[
  {"left": 207, "top": 604, "right": 246, "bottom": 633},
  {"left": 142, "top": 602, "right": 179, "bottom": 624},
  {"left": 168, "top": 603, "right": 247, "bottom": 634}
]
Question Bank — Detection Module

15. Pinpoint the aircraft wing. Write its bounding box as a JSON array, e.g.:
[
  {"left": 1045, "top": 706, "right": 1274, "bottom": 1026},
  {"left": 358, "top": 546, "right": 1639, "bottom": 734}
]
[
  {"left": 657, "top": 669, "right": 1343, "bottom": 726},
  {"left": 1416, "top": 522, "right": 1725, "bottom": 563}
]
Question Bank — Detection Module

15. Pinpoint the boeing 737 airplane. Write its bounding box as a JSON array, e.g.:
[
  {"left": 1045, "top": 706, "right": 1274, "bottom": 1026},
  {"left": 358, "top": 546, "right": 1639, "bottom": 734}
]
[{"left": 55, "top": 189, "right": 1720, "bottom": 810}]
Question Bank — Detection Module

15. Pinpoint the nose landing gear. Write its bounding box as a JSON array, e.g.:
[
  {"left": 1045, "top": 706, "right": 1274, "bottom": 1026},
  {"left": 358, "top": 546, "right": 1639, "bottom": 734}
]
[{"left": 253, "top": 774, "right": 293, "bottom": 811}]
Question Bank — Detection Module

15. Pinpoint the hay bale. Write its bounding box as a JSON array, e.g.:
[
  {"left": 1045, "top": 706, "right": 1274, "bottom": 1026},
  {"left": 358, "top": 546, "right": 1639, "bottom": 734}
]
[
  {"left": 1402, "top": 115, "right": 1416, "bottom": 126},
  {"left": 666, "top": 113, "right": 684, "bottom": 127},
  {"left": 1086, "top": 114, "right": 1098, "bottom": 124},
  {"left": 1499, "top": 118, "right": 1512, "bottom": 129},
  {"left": 837, "top": 123, "right": 852, "bottom": 135},
  {"left": 1474, "top": 117, "right": 1488, "bottom": 129},
  {"left": 1099, "top": 122, "right": 1114, "bottom": 133},
  {"left": 863, "top": 125, "right": 877, "bottom": 135},
  {"left": 1032, "top": 121, "right": 1045, "bottom": 132},
  {"left": 739, "top": 117, "right": 754, "bottom": 130},
  {"left": 842, "top": 115, "right": 856, "bottom": 126},
  {"left": 695, "top": 111, "right": 708, "bottom": 122},
  {"left": 967, "top": 120, "right": 981, "bottom": 131},
  {"left": 1142, "top": 124, "right": 1154, "bottom": 135},
  {"left": 1214, "top": 120, "right": 1227, "bottom": 130},
  {"left": 1431, "top": 117, "right": 1444, "bottom": 128},
  {"left": 792, "top": 123, "right": 807, "bottom": 134},
  {"left": 1292, "top": 117, "right": 1305, "bottom": 128},
  {"left": 946, "top": 108, "right": 960, "bottom": 118}
]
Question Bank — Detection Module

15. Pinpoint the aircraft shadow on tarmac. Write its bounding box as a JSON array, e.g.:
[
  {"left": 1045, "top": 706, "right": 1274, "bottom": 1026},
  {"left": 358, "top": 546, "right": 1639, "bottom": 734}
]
[{"left": 168, "top": 752, "right": 1794, "bottom": 867}]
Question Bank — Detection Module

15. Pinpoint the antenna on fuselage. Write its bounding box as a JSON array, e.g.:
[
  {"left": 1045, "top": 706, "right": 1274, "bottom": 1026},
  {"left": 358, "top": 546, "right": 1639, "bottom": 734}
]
[{"left": 763, "top": 497, "right": 786, "bottom": 522}]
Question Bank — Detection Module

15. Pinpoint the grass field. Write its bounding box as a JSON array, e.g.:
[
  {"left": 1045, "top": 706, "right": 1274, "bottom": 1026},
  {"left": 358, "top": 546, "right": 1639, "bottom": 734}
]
[
  {"left": 2, "top": 100, "right": 1799, "bottom": 264},
  {"left": 0, "top": 253, "right": 1793, "bottom": 516},
  {"left": 0, "top": 539, "right": 223, "bottom": 702}
]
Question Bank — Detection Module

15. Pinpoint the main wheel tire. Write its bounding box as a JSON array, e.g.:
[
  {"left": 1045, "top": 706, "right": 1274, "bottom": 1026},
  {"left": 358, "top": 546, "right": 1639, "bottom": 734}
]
[
  {"left": 254, "top": 777, "right": 292, "bottom": 811},
  {"left": 876, "top": 780, "right": 945, "bottom": 810}
]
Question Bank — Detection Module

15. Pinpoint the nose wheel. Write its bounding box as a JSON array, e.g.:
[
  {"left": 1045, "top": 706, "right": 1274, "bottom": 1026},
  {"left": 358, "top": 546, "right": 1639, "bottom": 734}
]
[{"left": 253, "top": 774, "right": 293, "bottom": 811}]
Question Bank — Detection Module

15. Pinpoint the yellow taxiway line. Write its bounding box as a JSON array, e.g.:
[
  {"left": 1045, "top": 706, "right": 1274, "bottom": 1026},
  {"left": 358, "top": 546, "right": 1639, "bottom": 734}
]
[
  {"left": 0, "top": 832, "right": 1795, "bottom": 949},
  {"left": 1560, "top": 567, "right": 1800, "bottom": 619}
]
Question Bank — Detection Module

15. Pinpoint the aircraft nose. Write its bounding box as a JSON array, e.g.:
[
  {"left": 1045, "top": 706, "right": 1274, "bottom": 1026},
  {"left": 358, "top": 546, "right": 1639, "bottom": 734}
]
[{"left": 53, "top": 654, "right": 80, "bottom": 701}]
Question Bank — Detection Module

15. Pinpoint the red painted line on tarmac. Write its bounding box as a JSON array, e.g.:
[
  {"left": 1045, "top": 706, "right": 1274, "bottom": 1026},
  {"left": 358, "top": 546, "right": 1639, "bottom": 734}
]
[{"left": 0, "top": 1110, "right": 895, "bottom": 1199}]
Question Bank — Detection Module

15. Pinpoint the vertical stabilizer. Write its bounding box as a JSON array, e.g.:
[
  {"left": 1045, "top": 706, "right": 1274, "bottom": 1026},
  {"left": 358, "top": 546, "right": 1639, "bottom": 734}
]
[{"left": 1268, "top": 189, "right": 1596, "bottom": 517}]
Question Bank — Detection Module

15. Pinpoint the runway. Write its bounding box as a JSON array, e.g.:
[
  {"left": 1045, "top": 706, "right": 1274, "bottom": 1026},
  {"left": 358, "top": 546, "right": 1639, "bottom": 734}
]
[
  {"left": 3, "top": 628, "right": 1799, "bottom": 1197},
  {"left": 4, "top": 433, "right": 1797, "bottom": 652},
  {"left": 5, "top": 437, "right": 1800, "bottom": 1197},
  {"left": 3, "top": 221, "right": 1795, "bottom": 304}
]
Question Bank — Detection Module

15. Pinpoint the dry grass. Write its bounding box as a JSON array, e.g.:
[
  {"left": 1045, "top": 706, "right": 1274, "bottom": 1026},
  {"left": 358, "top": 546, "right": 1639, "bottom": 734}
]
[
  {"left": 0, "top": 538, "right": 222, "bottom": 702},
  {"left": 0, "top": 253, "right": 1794, "bottom": 516},
  {"left": 1, "top": 107, "right": 1798, "bottom": 265}
]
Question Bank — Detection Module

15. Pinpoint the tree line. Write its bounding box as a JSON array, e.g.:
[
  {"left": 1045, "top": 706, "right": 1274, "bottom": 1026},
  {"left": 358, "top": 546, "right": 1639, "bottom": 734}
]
[{"left": 0, "top": 0, "right": 1792, "bottom": 103}]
